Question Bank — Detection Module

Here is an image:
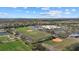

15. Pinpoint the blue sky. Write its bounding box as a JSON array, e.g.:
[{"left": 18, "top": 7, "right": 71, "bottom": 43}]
[{"left": 0, "top": 7, "right": 79, "bottom": 18}]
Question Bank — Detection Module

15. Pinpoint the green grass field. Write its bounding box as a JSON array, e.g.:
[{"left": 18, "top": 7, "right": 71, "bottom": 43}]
[
  {"left": 15, "top": 27, "right": 79, "bottom": 51},
  {"left": 16, "top": 27, "right": 51, "bottom": 42},
  {"left": 0, "top": 36, "right": 32, "bottom": 51},
  {"left": 0, "top": 36, "right": 11, "bottom": 42},
  {"left": 44, "top": 38, "right": 79, "bottom": 51},
  {"left": 0, "top": 27, "right": 51, "bottom": 51}
]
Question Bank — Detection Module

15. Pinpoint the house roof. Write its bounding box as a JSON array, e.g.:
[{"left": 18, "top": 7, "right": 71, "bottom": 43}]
[{"left": 69, "top": 32, "right": 79, "bottom": 36}]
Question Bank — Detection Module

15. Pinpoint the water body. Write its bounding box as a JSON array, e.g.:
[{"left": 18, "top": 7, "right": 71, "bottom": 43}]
[{"left": 0, "top": 32, "right": 9, "bottom": 35}]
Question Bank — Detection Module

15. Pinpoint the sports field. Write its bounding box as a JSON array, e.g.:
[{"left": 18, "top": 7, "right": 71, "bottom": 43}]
[
  {"left": 44, "top": 38, "right": 79, "bottom": 51},
  {"left": 0, "top": 35, "right": 32, "bottom": 51},
  {"left": 16, "top": 27, "right": 51, "bottom": 42}
]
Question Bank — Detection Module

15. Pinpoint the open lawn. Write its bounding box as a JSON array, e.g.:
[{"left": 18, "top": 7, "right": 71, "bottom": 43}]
[
  {"left": 44, "top": 38, "right": 79, "bottom": 51},
  {"left": 0, "top": 36, "right": 32, "bottom": 51},
  {"left": 16, "top": 27, "right": 51, "bottom": 42},
  {"left": 0, "top": 40, "right": 32, "bottom": 51},
  {"left": 0, "top": 36, "right": 11, "bottom": 42}
]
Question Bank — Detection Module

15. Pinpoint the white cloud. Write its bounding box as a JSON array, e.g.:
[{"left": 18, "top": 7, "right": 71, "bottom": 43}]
[
  {"left": 40, "top": 8, "right": 76, "bottom": 16},
  {"left": 39, "top": 10, "right": 62, "bottom": 17},
  {"left": 48, "top": 10, "right": 62, "bottom": 16},
  {"left": 39, "top": 12, "right": 48, "bottom": 16},
  {"left": 39, "top": 9, "right": 73, "bottom": 17},
  {"left": 0, "top": 12, "right": 8, "bottom": 16},
  {"left": 41, "top": 7, "right": 50, "bottom": 10},
  {"left": 65, "top": 9, "right": 69, "bottom": 11},
  {"left": 64, "top": 11, "right": 71, "bottom": 14},
  {"left": 32, "top": 11, "right": 36, "bottom": 14},
  {"left": 39, "top": 12, "right": 46, "bottom": 14},
  {"left": 64, "top": 9, "right": 75, "bottom": 15},
  {"left": 0, "top": 12, "right": 9, "bottom": 18},
  {"left": 26, "top": 11, "right": 29, "bottom": 13},
  {"left": 71, "top": 9, "right": 76, "bottom": 12}
]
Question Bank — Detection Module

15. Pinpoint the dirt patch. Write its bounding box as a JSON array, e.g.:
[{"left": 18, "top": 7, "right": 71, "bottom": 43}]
[
  {"left": 27, "top": 30, "right": 33, "bottom": 32},
  {"left": 52, "top": 38, "right": 63, "bottom": 43}
]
